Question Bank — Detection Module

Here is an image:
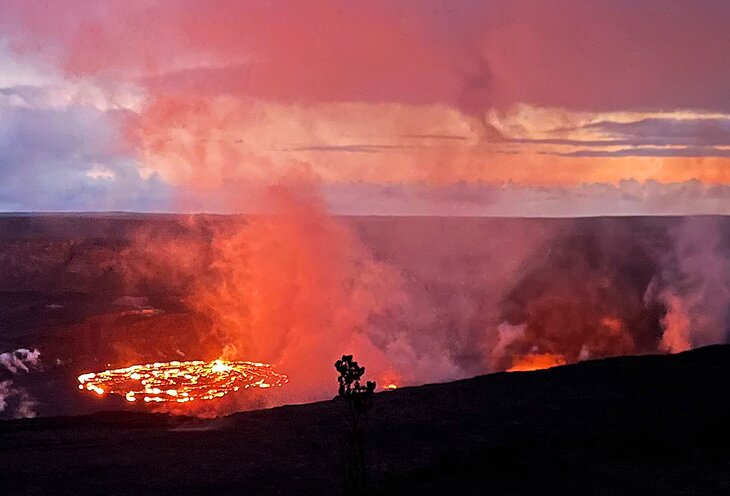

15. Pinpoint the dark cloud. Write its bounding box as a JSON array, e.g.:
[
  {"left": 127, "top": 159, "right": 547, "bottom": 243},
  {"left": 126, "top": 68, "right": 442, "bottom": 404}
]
[
  {"left": 553, "top": 147, "right": 730, "bottom": 158},
  {"left": 529, "top": 117, "right": 730, "bottom": 158},
  {"left": 509, "top": 138, "right": 636, "bottom": 147},
  {"left": 400, "top": 134, "right": 469, "bottom": 141},
  {"left": 285, "top": 144, "right": 411, "bottom": 154},
  {"left": 583, "top": 118, "right": 730, "bottom": 147},
  {"left": 455, "top": 52, "right": 504, "bottom": 140}
]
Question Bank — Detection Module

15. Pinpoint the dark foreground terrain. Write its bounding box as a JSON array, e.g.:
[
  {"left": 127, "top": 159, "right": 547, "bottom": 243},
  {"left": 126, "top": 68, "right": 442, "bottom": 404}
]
[{"left": 1, "top": 345, "right": 729, "bottom": 495}]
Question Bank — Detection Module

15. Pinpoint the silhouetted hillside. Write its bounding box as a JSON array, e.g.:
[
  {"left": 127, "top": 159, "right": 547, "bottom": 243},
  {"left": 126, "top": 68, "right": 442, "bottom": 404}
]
[{"left": 1, "top": 345, "right": 729, "bottom": 495}]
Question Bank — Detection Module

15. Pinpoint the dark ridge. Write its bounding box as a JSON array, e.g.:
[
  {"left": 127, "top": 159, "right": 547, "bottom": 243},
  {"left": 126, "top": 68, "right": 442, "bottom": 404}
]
[{"left": 1, "top": 345, "right": 729, "bottom": 495}]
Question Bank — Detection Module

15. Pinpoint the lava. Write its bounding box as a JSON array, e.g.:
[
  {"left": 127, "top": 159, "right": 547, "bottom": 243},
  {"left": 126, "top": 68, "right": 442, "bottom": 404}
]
[
  {"left": 507, "top": 353, "right": 567, "bottom": 372},
  {"left": 78, "top": 359, "right": 288, "bottom": 403}
]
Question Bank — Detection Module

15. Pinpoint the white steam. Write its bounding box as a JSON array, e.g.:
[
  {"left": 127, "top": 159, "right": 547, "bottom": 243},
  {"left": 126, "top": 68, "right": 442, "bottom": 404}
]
[
  {"left": 0, "top": 348, "right": 41, "bottom": 418},
  {"left": 657, "top": 218, "right": 730, "bottom": 351}
]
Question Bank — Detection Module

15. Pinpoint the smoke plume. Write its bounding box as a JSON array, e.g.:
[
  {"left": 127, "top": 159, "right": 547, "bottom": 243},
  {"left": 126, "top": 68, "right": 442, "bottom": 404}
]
[{"left": 654, "top": 217, "right": 730, "bottom": 351}]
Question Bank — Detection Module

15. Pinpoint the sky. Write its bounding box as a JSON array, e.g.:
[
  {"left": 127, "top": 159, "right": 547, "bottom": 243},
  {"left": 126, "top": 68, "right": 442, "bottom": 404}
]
[{"left": 1, "top": 0, "right": 730, "bottom": 216}]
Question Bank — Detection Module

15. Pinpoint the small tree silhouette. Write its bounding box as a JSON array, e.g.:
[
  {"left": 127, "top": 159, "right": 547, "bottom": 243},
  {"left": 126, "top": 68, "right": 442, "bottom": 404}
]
[{"left": 335, "top": 355, "right": 376, "bottom": 492}]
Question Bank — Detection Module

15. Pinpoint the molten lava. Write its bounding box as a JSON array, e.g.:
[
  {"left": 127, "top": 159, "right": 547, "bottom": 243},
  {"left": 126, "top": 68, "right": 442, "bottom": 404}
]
[
  {"left": 78, "top": 359, "right": 288, "bottom": 403},
  {"left": 507, "top": 353, "right": 567, "bottom": 372}
]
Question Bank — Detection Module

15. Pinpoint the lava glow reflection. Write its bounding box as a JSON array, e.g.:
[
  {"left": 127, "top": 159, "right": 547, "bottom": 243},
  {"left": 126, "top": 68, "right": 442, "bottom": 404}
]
[
  {"left": 78, "top": 359, "right": 289, "bottom": 403},
  {"left": 507, "top": 353, "right": 567, "bottom": 372}
]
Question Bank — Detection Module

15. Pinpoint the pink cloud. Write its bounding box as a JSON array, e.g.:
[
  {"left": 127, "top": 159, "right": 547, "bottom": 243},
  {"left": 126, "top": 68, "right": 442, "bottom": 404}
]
[{"left": 5, "top": 1, "right": 730, "bottom": 112}]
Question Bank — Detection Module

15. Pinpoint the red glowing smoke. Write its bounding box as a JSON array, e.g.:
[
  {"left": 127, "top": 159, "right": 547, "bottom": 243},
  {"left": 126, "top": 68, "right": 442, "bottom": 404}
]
[{"left": 2, "top": 2, "right": 729, "bottom": 417}]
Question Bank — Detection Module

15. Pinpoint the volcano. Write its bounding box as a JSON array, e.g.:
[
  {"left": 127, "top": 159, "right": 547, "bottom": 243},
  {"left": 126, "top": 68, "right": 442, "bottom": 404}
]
[{"left": 1, "top": 214, "right": 729, "bottom": 419}]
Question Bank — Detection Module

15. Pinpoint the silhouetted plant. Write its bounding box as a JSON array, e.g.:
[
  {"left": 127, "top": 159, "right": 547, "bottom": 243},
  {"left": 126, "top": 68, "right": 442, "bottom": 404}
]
[{"left": 335, "top": 354, "right": 376, "bottom": 492}]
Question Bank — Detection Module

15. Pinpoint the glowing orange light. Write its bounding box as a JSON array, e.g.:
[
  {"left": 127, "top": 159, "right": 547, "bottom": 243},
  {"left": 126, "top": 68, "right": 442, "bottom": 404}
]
[
  {"left": 507, "top": 353, "right": 567, "bottom": 372},
  {"left": 385, "top": 383, "right": 398, "bottom": 390},
  {"left": 77, "top": 359, "right": 288, "bottom": 403}
]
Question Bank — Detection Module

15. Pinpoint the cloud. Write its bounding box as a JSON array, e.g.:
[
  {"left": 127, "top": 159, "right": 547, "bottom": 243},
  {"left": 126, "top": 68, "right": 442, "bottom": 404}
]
[
  {"left": 509, "top": 115, "right": 730, "bottom": 150},
  {"left": 324, "top": 180, "right": 730, "bottom": 217},
  {"left": 504, "top": 114, "right": 730, "bottom": 159},
  {"left": 286, "top": 144, "right": 410, "bottom": 154},
  {"left": 541, "top": 117, "right": 730, "bottom": 156},
  {"left": 555, "top": 147, "right": 730, "bottom": 158},
  {"left": 0, "top": 89, "right": 170, "bottom": 211},
  {"left": 2, "top": 2, "right": 730, "bottom": 214},
  {"left": 582, "top": 118, "right": 730, "bottom": 146},
  {"left": 482, "top": 0, "right": 730, "bottom": 112},
  {"left": 400, "top": 134, "right": 469, "bottom": 141},
  {"left": 4, "top": 1, "right": 730, "bottom": 113}
]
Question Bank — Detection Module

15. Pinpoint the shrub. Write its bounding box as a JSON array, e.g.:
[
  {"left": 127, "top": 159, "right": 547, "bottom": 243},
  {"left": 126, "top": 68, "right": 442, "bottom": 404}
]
[{"left": 334, "top": 354, "right": 376, "bottom": 492}]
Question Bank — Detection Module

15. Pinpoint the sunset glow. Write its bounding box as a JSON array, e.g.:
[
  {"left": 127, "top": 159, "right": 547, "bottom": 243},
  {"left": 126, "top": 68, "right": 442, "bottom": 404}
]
[
  {"left": 0, "top": 1, "right": 729, "bottom": 215},
  {"left": 507, "top": 354, "right": 568, "bottom": 373}
]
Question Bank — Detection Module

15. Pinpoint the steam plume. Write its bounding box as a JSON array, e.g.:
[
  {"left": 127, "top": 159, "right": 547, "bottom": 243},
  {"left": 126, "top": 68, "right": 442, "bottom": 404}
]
[
  {"left": 655, "top": 217, "right": 730, "bottom": 350},
  {"left": 0, "top": 348, "right": 41, "bottom": 418}
]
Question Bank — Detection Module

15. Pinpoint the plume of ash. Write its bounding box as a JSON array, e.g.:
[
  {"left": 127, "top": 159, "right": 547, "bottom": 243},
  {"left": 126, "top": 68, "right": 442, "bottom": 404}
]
[
  {"left": 657, "top": 291, "right": 691, "bottom": 353},
  {"left": 93, "top": 173, "right": 469, "bottom": 416},
  {"left": 0, "top": 348, "right": 41, "bottom": 418},
  {"left": 490, "top": 218, "right": 664, "bottom": 370},
  {"left": 146, "top": 181, "right": 468, "bottom": 415},
  {"left": 455, "top": 52, "right": 504, "bottom": 141},
  {"left": 653, "top": 217, "right": 730, "bottom": 351},
  {"left": 492, "top": 217, "right": 730, "bottom": 370}
]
